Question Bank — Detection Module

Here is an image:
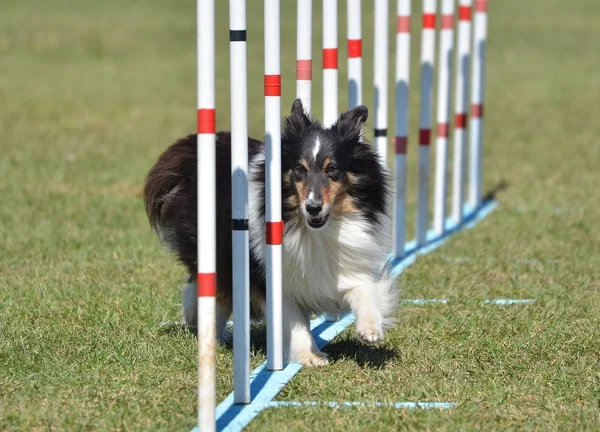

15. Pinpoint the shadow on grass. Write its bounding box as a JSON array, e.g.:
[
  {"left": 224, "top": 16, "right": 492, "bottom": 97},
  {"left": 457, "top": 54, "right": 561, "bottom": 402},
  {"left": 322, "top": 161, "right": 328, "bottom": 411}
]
[
  {"left": 324, "top": 334, "right": 400, "bottom": 369},
  {"left": 484, "top": 179, "right": 509, "bottom": 201},
  {"left": 161, "top": 321, "right": 398, "bottom": 368}
]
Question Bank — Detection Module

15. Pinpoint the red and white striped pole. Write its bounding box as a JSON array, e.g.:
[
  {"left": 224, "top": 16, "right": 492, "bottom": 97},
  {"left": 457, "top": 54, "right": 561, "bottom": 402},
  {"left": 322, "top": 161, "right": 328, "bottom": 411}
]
[
  {"left": 229, "top": 0, "right": 250, "bottom": 404},
  {"left": 264, "top": 0, "right": 283, "bottom": 372},
  {"left": 433, "top": 0, "right": 454, "bottom": 235},
  {"left": 393, "top": 0, "right": 411, "bottom": 259},
  {"left": 296, "top": 0, "right": 312, "bottom": 113},
  {"left": 197, "top": 0, "right": 216, "bottom": 429},
  {"left": 416, "top": 0, "right": 436, "bottom": 246},
  {"left": 373, "top": 0, "right": 389, "bottom": 165},
  {"left": 452, "top": 0, "right": 472, "bottom": 223},
  {"left": 347, "top": 0, "right": 362, "bottom": 109},
  {"left": 323, "top": 0, "right": 338, "bottom": 127},
  {"left": 469, "top": 0, "right": 487, "bottom": 209}
]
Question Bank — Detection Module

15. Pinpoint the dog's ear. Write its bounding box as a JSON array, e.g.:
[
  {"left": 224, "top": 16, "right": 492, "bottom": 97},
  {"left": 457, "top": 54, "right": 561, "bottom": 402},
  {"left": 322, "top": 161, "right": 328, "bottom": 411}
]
[
  {"left": 283, "top": 98, "right": 311, "bottom": 141},
  {"left": 332, "top": 105, "right": 368, "bottom": 142}
]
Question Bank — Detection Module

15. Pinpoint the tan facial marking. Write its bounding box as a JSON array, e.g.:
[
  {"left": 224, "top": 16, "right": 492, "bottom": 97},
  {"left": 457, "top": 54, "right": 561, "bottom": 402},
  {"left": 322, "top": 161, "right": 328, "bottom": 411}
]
[
  {"left": 347, "top": 173, "right": 361, "bottom": 184},
  {"left": 321, "top": 180, "right": 343, "bottom": 209},
  {"left": 333, "top": 192, "right": 360, "bottom": 215}
]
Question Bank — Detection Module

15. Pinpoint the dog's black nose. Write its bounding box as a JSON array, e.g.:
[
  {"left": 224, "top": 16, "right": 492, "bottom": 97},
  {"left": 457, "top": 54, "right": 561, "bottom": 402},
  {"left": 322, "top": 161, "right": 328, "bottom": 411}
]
[{"left": 306, "top": 203, "right": 322, "bottom": 216}]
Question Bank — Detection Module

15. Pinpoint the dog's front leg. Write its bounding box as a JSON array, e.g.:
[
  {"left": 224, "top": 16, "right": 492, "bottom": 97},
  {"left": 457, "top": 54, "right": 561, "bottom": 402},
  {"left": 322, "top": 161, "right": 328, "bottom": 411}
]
[
  {"left": 345, "top": 281, "right": 384, "bottom": 344},
  {"left": 282, "top": 296, "right": 329, "bottom": 367}
]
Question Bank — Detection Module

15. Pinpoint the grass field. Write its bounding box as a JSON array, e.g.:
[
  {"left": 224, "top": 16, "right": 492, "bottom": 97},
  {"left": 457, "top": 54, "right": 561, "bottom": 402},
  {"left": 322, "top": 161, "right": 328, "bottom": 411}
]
[{"left": 2, "top": 0, "right": 600, "bottom": 430}]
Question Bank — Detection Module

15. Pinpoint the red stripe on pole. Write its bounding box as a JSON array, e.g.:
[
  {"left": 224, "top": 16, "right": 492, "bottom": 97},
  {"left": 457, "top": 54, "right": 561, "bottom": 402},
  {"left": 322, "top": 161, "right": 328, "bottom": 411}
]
[
  {"left": 322, "top": 48, "right": 338, "bottom": 69},
  {"left": 455, "top": 113, "right": 467, "bottom": 128},
  {"left": 472, "top": 104, "right": 484, "bottom": 118},
  {"left": 419, "top": 129, "right": 431, "bottom": 146},
  {"left": 197, "top": 109, "right": 216, "bottom": 134},
  {"left": 395, "top": 136, "right": 407, "bottom": 154},
  {"left": 422, "top": 13, "right": 436, "bottom": 29},
  {"left": 397, "top": 15, "right": 410, "bottom": 33},
  {"left": 475, "top": 0, "right": 487, "bottom": 12},
  {"left": 347, "top": 39, "right": 362, "bottom": 58},
  {"left": 264, "top": 75, "right": 281, "bottom": 96},
  {"left": 441, "top": 14, "right": 454, "bottom": 29},
  {"left": 296, "top": 60, "right": 312, "bottom": 80},
  {"left": 198, "top": 272, "right": 216, "bottom": 297},
  {"left": 437, "top": 123, "right": 449, "bottom": 138},
  {"left": 459, "top": 5, "right": 472, "bottom": 21},
  {"left": 266, "top": 221, "right": 284, "bottom": 245}
]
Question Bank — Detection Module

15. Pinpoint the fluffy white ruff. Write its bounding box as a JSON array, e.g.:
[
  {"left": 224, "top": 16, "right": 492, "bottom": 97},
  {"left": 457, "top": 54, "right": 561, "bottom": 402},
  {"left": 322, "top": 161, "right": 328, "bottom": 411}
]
[{"left": 248, "top": 151, "right": 399, "bottom": 367}]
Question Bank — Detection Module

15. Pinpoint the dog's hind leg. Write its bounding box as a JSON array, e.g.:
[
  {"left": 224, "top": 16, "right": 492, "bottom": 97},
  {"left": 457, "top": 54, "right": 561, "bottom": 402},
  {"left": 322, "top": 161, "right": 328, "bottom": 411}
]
[
  {"left": 283, "top": 296, "right": 329, "bottom": 367},
  {"left": 182, "top": 277, "right": 230, "bottom": 344}
]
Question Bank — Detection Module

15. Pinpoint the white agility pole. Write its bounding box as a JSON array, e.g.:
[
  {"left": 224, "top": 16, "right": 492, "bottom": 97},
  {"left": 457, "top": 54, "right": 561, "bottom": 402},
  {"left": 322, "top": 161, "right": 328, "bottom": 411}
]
[
  {"left": 469, "top": 0, "right": 487, "bottom": 209},
  {"left": 323, "top": 0, "right": 338, "bottom": 127},
  {"left": 347, "top": 0, "right": 362, "bottom": 109},
  {"left": 452, "top": 0, "right": 472, "bottom": 224},
  {"left": 433, "top": 0, "right": 455, "bottom": 235},
  {"left": 416, "top": 0, "right": 437, "bottom": 246},
  {"left": 264, "top": 0, "right": 283, "bottom": 371},
  {"left": 393, "top": 0, "right": 411, "bottom": 259},
  {"left": 197, "top": 0, "right": 216, "bottom": 429},
  {"left": 229, "top": 0, "right": 250, "bottom": 404},
  {"left": 296, "top": 0, "right": 312, "bottom": 113},
  {"left": 373, "top": 0, "right": 389, "bottom": 165}
]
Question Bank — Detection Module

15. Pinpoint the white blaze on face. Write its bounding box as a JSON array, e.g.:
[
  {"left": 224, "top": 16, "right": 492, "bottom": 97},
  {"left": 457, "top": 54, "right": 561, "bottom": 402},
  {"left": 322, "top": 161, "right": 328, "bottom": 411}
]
[{"left": 312, "top": 136, "right": 321, "bottom": 160}]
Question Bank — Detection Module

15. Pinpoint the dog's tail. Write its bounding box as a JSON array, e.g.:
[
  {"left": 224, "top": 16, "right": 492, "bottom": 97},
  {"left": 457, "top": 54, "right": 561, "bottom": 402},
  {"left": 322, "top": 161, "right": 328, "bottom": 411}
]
[{"left": 143, "top": 134, "right": 199, "bottom": 275}]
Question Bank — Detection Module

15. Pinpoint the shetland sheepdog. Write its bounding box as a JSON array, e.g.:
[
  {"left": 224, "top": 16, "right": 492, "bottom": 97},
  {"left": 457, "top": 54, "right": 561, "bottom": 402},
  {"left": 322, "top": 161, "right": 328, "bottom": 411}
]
[{"left": 143, "top": 99, "right": 399, "bottom": 366}]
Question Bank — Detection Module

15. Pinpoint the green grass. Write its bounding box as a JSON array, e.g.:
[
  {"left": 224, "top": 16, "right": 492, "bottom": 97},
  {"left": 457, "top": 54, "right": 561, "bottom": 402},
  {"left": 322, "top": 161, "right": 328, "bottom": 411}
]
[{"left": 1, "top": 0, "right": 600, "bottom": 430}]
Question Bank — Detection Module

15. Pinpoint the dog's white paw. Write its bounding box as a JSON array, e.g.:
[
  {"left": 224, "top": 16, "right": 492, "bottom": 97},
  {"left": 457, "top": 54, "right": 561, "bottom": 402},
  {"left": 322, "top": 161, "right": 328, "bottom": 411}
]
[
  {"left": 355, "top": 316, "right": 383, "bottom": 344},
  {"left": 293, "top": 350, "right": 330, "bottom": 367}
]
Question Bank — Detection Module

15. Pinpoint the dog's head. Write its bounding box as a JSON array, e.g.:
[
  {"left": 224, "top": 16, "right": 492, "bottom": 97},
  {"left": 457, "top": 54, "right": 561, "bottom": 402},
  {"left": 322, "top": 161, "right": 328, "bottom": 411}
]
[{"left": 281, "top": 99, "right": 389, "bottom": 230}]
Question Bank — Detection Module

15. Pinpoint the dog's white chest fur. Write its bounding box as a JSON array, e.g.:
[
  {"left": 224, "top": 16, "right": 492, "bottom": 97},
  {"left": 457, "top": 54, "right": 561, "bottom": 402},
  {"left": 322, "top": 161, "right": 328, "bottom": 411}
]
[{"left": 280, "top": 216, "right": 389, "bottom": 313}]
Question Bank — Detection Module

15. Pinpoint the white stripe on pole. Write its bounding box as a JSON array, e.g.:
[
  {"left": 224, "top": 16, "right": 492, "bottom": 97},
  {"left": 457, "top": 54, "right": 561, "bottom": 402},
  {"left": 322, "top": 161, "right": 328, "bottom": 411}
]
[
  {"left": 469, "top": 0, "right": 487, "bottom": 209},
  {"left": 229, "top": 0, "right": 250, "bottom": 405},
  {"left": 347, "top": 0, "right": 362, "bottom": 108},
  {"left": 433, "top": 0, "right": 455, "bottom": 235},
  {"left": 323, "top": 0, "right": 338, "bottom": 127},
  {"left": 416, "top": 0, "right": 437, "bottom": 246},
  {"left": 197, "top": 0, "right": 216, "bottom": 429},
  {"left": 374, "top": 0, "right": 389, "bottom": 166},
  {"left": 393, "top": 0, "right": 411, "bottom": 260},
  {"left": 264, "top": 0, "right": 283, "bottom": 371},
  {"left": 296, "top": 0, "right": 312, "bottom": 113},
  {"left": 452, "top": 0, "right": 472, "bottom": 224}
]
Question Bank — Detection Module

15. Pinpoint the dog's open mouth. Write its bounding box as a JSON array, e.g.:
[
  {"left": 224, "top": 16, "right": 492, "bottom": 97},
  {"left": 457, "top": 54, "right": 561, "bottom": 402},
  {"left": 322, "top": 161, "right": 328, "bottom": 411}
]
[{"left": 307, "top": 214, "right": 329, "bottom": 229}]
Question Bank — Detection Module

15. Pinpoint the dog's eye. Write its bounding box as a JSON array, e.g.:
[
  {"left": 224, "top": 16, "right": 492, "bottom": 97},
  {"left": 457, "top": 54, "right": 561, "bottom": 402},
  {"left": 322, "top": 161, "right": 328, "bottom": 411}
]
[
  {"left": 326, "top": 164, "right": 338, "bottom": 175},
  {"left": 295, "top": 165, "right": 307, "bottom": 176}
]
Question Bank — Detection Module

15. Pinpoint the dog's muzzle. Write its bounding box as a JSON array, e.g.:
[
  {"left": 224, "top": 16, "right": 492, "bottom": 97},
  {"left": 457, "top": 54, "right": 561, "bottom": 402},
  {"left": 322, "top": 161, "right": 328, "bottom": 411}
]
[{"left": 305, "top": 200, "right": 329, "bottom": 228}]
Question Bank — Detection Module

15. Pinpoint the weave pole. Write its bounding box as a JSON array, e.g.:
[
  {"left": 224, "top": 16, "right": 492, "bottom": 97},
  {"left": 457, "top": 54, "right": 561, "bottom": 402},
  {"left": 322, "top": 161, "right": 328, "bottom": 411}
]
[
  {"left": 415, "top": 0, "right": 437, "bottom": 246},
  {"left": 323, "top": 0, "right": 338, "bottom": 127},
  {"left": 197, "top": 0, "right": 216, "bottom": 429},
  {"left": 296, "top": 0, "right": 312, "bottom": 113},
  {"left": 373, "top": 0, "right": 389, "bottom": 165},
  {"left": 322, "top": 0, "right": 339, "bottom": 324},
  {"left": 264, "top": 0, "right": 283, "bottom": 372},
  {"left": 469, "top": 0, "right": 487, "bottom": 209},
  {"left": 433, "top": 0, "right": 455, "bottom": 235},
  {"left": 393, "top": 0, "right": 411, "bottom": 260},
  {"left": 452, "top": 0, "right": 472, "bottom": 223},
  {"left": 229, "top": 0, "right": 251, "bottom": 404},
  {"left": 347, "top": 0, "right": 362, "bottom": 109}
]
